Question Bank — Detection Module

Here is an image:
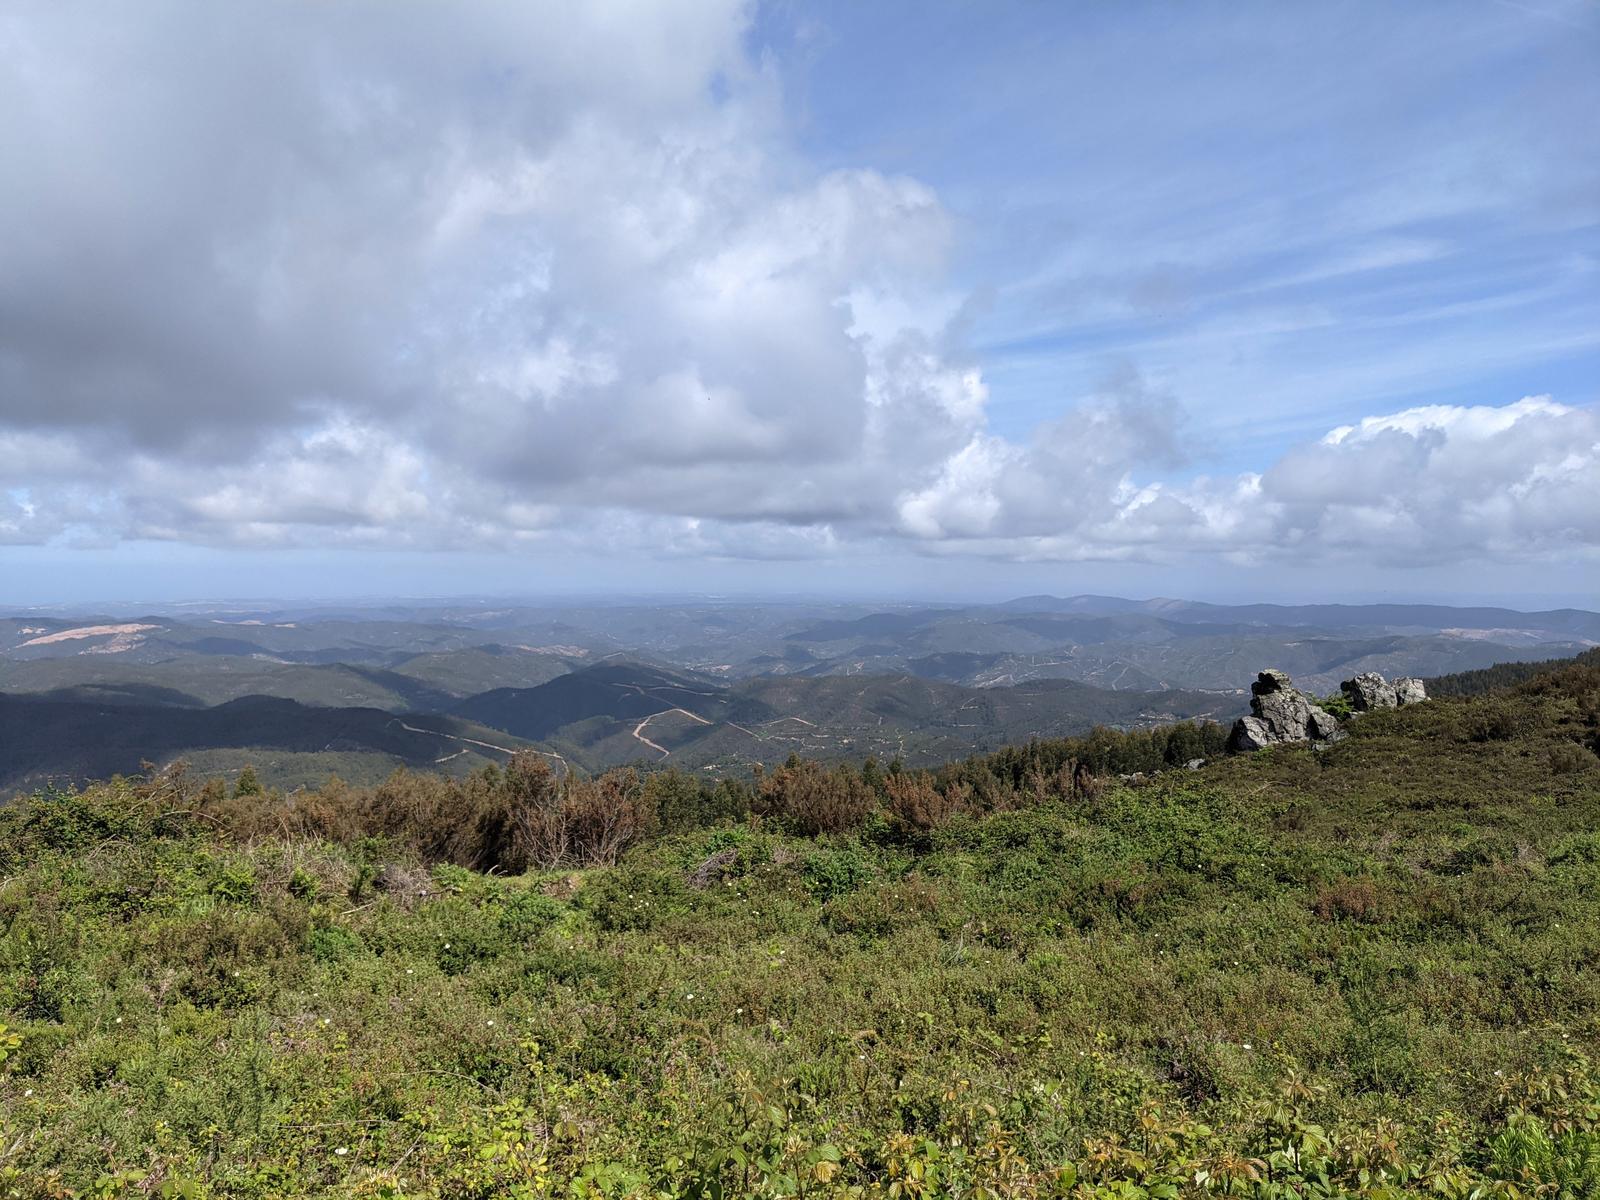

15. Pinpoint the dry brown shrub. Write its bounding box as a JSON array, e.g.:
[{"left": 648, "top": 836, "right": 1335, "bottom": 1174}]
[
  {"left": 754, "top": 759, "right": 872, "bottom": 836},
  {"left": 503, "top": 756, "right": 658, "bottom": 870},
  {"left": 884, "top": 772, "right": 971, "bottom": 832},
  {"left": 1313, "top": 877, "right": 1382, "bottom": 922},
  {"left": 555, "top": 768, "right": 658, "bottom": 868},
  {"left": 191, "top": 755, "right": 659, "bottom": 873},
  {"left": 196, "top": 773, "right": 368, "bottom": 844},
  {"left": 358, "top": 770, "right": 504, "bottom": 867}
]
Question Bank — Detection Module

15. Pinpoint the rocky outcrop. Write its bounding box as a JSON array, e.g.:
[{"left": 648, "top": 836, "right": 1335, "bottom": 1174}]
[
  {"left": 1227, "top": 669, "right": 1344, "bottom": 753},
  {"left": 1342, "top": 671, "right": 1396, "bottom": 710},
  {"left": 1228, "top": 715, "right": 1279, "bottom": 753},
  {"left": 1394, "top": 676, "right": 1428, "bottom": 705},
  {"left": 1341, "top": 671, "right": 1428, "bottom": 712},
  {"left": 1227, "top": 668, "right": 1429, "bottom": 753}
]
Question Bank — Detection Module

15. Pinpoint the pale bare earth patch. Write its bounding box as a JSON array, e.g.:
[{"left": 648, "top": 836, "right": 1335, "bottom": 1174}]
[
  {"left": 1442, "top": 627, "right": 1596, "bottom": 646},
  {"left": 19, "top": 623, "right": 159, "bottom": 649}
]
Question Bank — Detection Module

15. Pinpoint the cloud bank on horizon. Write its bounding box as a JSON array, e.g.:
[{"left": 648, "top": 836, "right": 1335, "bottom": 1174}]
[{"left": 0, "top": 1, "right": 1595, "bottom": 589}]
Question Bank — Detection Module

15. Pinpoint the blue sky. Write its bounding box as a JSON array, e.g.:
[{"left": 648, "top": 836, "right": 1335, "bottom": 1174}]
[
  {"left": 0, "top": 1, "right": 1595, "bottom": 606},
  {"left": 765, "top": 1, "right": 1599, "bottom": 463}
]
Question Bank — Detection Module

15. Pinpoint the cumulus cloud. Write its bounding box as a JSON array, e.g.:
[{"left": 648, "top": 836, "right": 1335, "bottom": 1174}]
[
  {"left": 0, "top": 1, "right": 1593, "bottom": 575},
  {"left": 884, "top": 393, "right": 1599, "bottom": 568},
  {"left": 1257, "top": 396, "right": 1600, "bottom": 563}
]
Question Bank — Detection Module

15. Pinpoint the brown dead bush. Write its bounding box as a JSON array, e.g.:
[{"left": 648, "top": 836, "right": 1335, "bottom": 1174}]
[
  {"left": 1313, "top": 877, "right": 1382, "bottom": 923},
  {"left": 503, "top": 756, "right": 657, "bottom": 870},
  {"left": 884, "top": 772, "right": 972, "bottom": 832},
  {"left": 754, "top": 759, "right": 872, "bottom": 836}
]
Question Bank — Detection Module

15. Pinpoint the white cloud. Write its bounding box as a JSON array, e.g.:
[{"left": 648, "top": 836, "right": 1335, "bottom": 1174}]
[
  {"left": 1319, "top": 396, "right": 1571, "bottom": 447},
  {"left": 0, "top": 3, "right": 1594, "bottom": 579},
  {"left": 1259, "top": 395, "right": 1600, "bottom": 562},
  {"left": 883, "top": 394, "right": 1598, "bottom": 568}
]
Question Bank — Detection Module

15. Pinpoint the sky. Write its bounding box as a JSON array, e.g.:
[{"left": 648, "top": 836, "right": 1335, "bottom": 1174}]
[{"left": 0, "top": 0, "right": 1596, "bottom": 607}]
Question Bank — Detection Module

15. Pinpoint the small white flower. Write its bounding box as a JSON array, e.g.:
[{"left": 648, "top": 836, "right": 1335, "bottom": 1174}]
[
  {"left": 23, "top": 1089, "right": 32, "bottom": 1097},
  {"left": 486, "top": 1020, "right": 494, "bottom": 1027},
  {"left": 114, "top": 1017, "right": 123, "bottom": 1025},
  {"left": 334, "top": 1146, "right": 349, "bottom": 1156},
  {"left": 1242, "top": 1043, "right": 1253, "bottom": 1050},
  {"left": 1494, "top": 1070, "right": 1503, "bottom": 1077},
  {"left": 406, "top": 968, "right": 414, "bottom": 975},
  {"left": 686, "top": 993, "right": 695, "bottom": 1000},
  {"left": 443, "top": 942, "right": 451, "bottom": 949}
]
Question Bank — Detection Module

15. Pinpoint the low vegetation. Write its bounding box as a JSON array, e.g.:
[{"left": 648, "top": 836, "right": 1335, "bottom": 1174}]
[{"left": 1, "top": 663, "right": 1598, "bottom": 1197}]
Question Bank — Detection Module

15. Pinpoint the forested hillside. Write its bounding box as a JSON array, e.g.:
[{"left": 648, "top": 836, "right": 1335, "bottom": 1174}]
[
  {"left": 0, "top": 662, "right": 1238, "bottom": 792},
  {"left": 0, "top": 693, "right": 527, "bottom": 792},
  {"left": 0, "top": 661, "right": 1597, "bottom": 1196},
  {"left": 1425, "top": 646, "right": 1600, "bottom": 698}
]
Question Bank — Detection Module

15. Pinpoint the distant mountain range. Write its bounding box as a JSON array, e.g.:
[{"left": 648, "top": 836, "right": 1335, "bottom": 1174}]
[{"left": 2, "top": 595, "right": 1593, "bottom": 790}]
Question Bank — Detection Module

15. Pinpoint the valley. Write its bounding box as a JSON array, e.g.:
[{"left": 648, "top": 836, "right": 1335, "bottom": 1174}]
[{"left": 1, "top": 594, "right": 1593, "bottom": 790}]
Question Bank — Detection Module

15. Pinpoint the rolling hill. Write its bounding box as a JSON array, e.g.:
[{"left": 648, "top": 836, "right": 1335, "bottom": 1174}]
[
  {"left": 452, "top": 662, "right": 1240, "bottom": 773},
  {"left": 3, "top": 596, "right": 1594, "bottom": 788},
  {"left": 0, "top": 693, "right": 529, "bottom": 792}
]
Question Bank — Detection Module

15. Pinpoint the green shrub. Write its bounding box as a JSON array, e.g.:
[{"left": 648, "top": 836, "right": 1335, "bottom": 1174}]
[
  {"left": 498, "top": 889, "right": 562, "bottom": 939},
  {"left": 801, "top": 846, "right": 871, "bottom": 900},
  {"left": 580, "top": 865, "right": 689, "bottom": 931},
  {"left": 1320, "top": 691, "right": 1356, "bottom": 720},
  {"left": 305, "top": 924, "right": 363, "bottom": 963}
]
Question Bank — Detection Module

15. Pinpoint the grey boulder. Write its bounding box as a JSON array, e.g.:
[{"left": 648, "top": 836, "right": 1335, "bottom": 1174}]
[
  {"left": 1394, "top": 676, "right": 1428, "bottom": 705},
  {"left": 1226, "top": 669, "right": 1344, "bottom": 753},
  {"left": 1342, "top": 671, "right": 1428, "bottom": 711},
  {"left": 1342, "top": 671, "right": 1398, "bottom": 711},
  {"left": 1227, "top": 715, "right": 1278, "bottom": 753},
  {"left": 1306, "top": 707, "right": 1342, "bottom": 740}
]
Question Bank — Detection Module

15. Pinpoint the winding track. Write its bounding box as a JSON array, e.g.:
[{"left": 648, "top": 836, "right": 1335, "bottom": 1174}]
[
  {"left": 630, "top": 707, "right": 711, "bottom": 759},
  {"left": 387, "top": 718, "right": 569, "bottom": 773}
]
